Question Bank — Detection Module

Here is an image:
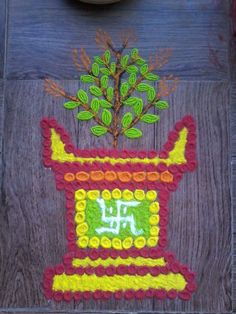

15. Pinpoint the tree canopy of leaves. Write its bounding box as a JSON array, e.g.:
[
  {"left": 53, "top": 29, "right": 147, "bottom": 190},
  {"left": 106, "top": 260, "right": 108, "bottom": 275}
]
[{"left": 44, "top": 29, "right": 178, "bottom": 148}]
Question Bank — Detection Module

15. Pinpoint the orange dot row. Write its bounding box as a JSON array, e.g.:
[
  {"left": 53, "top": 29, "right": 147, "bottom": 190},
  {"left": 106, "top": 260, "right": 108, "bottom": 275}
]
[{"left": 64, "top": 170, "right": 174, "bottom": 183}]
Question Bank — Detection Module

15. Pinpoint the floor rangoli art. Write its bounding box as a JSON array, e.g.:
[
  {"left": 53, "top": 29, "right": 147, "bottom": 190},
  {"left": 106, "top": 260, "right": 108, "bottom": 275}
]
[{"left": 42, "top": 30, "right": 197, "bottom": 301}]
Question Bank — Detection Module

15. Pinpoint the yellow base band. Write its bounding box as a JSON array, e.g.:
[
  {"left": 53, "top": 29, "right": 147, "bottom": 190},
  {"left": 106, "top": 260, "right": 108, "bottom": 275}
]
[{"left": 52, "top": 273, "right": 187, "bottom": 292}]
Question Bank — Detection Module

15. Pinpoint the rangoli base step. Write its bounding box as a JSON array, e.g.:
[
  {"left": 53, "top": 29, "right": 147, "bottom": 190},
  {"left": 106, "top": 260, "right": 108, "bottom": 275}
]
[{"left": 44, "top": 250, "right": 196, "bottom": 301}]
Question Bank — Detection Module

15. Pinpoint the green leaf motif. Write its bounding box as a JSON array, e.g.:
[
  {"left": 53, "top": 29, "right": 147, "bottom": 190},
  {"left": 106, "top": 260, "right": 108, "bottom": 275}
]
[
  {"left": 131, "top": 48, "right": 139, "bottom": 59},
  {"left": 140, "top": 64, "right": 149, "bottom": 75},
  {"left": 155, "top": 100, "right": 169, "bottom": 110},
  {"left": 77, "top": 111, "right": 93, "bottom": 121},
  {"left": 89, "top": 86, "right": 103, "bottom": 97},
  {"left": 122, "top": 112, "right": 133, "bottom": 128},
  {"left": 145, "top": 73, "right": 159, "bottom": 81},
  {"left": 136, "top": 83, "right": 150, "bottom": 92},
  {"left": 80, "top": 75, "right": 95, "bottom": 83},
  {"left": 127, "top": 65, "right": 138, "bottom": 74},
  {"left": 107, "top": 87, "right": 114, "bottom": 101},
  {"left": 91, "top": 126, "right": 107, "bottom": 137},
  {"left": 128, "top": 73, "right": 137, "bottom": 86},
  {"left": 104, "top": 50, "right": 111, "bottom": 63},
  {"left": 77, "top": 89, "right": 88, "bottom": 103},
  {"left": 124, "top": 128, "right": 142, "bottom": 139},
  {"left": 92, "top": 63, "right": 100, "bottom": 76},
  {"left": 64, "top": 101, "right": 80, "bottom": 110},
  {"left": 136, "top": 58, "right": 146, "bottom": 66},
  {"left": 134, "top": 100, "right": 143, "bottom": 115},
  {"left": 100, "top": 68, "right": 110, "bottom": 75},
  {"left": 100, "top": 99, "right": 113, "bottom": 108},
  {"left": 120, "top": 82, "right": 129, "bottom": 97},
  {"left": 110, "top": 62, "right": 116, "bottom": 74},
  {"left": 147, "top": 87, "right": 156, "bottom": 102},
  {"left": 90, "top": 98, "right": 100, "bottom": 113},
  {"left": 123, "top": 97, "right": 141, "bottom": 106},
  {"left": 141, "top": 114, "right": 160, "bottom": 124},
  {"left": 121, "top": 55, "right": 129, "bottom": 68},
  {"left": 94, "top": 56, "right": 104, "bottom": 65},
  {"left": 101, "top": 75, "right": 109, "bottom": 89},
  {"left": 102, "top": 109, "right": 112, "bottom": 126}
]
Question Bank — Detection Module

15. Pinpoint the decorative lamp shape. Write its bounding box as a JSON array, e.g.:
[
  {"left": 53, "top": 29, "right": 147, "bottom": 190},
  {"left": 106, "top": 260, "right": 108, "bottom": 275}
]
[{"left": 42, "top": 30, "right": 197, "bottom": 302}]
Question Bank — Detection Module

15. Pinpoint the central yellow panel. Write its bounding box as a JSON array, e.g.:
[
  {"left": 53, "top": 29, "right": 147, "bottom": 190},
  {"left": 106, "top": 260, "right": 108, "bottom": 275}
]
[{"left": 74, "top": 188, "right": 160, "bottom": 250}]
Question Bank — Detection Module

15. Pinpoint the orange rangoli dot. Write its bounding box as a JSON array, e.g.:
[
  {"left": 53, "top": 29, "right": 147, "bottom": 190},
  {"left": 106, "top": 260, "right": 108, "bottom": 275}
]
[
  {"left": 64, "top": 173, "right": 75, "bottom": 182},
  {"left": 75, "top": 171, "right": 90, "bottom": 181},
  {"left": 117, "top": 172, "right": 132, "bottom": 182},
  {"left": 160, "top": 171, "right": 174, "bottom": 183},
  {"left": 104, "top": 171, "right": 117, "bottom": 181},
  {"left": 147, "top": 172, "right": 160, "bottom": 181},
  {"left": 133, "top": 172, "right": 146, "bottom": 182},
  {"left": 90, "top": 171, "right": 105, "bottom": 181}
]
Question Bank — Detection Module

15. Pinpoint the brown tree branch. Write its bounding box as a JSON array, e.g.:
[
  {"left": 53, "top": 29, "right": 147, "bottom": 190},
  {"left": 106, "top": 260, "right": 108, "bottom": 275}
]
[
  {"left": 121, "top": 74, "right": 146, "bottom": 102},
  {"left": 72, "top": 49, "right": 82, "bottom": 71},
  {"left": 72, "top": 48, "right": 91, "bottom": 72},
  {"left": 95, "top": 29, "right": 117, "bottom": 55},
  {"left": 119, "top": 58, "right": 138, "bottom": 78},
  {"left": 72, "top": 50, "right": 111, "bottom": 103},
  {"left": 119, "top": 30, "right": 137, "bottom": 54},
  {"left": 66, "top": 94, "right": 113, "bottom": 133},
  {"left": 149, "top": 48, "right": 173, "bottom": 71},
  {"left": 102, "top": 59, "right": 116, "bottom": 79},
  {"left": 44, "top": 79, "right": 113, "bottom": 134},
  {"left": 80, "top": 48, "right": 91, "bottom": 71},
  {"left": 112, "top": 52, "right": 123, "bottom": 147},
  {"left": 46, "top": 30, "right": 176, "bottom": 148},
  {"left": 44, "top": 79, "right": 67, "bottom": 98},
  {"left": 121, "top": 97, "right": 159, "bottom": 134},
  {"left": 157, "top": 75, "right": 179, "bottom": 98}
]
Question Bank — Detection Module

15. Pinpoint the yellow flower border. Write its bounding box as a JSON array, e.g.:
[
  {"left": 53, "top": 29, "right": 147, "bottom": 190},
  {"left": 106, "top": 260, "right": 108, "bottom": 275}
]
[{"left": 74, "top": 188, "right": 160, "bottom": 250}]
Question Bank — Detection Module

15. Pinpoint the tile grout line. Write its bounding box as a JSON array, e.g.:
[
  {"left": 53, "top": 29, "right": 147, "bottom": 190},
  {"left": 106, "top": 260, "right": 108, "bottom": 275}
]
[
  {"left": 229, "top": 3, "right": 233, "bottom": 311},
  {"left": 0, "top": 310, "right": 233, "bottom": 314},
  {"left": 0, "top": 0, "right": 8, "bottom": 205},
  {"left": 3, "top": 0, "right": 8, "bottom": 80},
  {"left": 3, "top": 78, "right": 231, "bottom": 83},
  {"left": 230, "top": 88, "right": 236, "bottom": 313},
  {"left": 229, "top": 1, "right": 236, "bottom": 312}
]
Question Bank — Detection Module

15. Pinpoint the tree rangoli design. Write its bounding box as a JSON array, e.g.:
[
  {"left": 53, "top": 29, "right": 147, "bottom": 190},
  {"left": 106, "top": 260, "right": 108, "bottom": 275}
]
[{"left": 42, "top": 30, "right": 197, "bottom": 302}]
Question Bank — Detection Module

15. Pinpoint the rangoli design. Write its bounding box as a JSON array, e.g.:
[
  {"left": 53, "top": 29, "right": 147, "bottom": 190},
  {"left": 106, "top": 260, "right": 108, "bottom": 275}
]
[{"left": 42, "top": 30, "right": 197, "bottom": 302}]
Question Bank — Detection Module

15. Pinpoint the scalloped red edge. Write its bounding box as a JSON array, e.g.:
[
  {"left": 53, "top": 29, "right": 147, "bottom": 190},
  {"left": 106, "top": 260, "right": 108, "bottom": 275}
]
[
  {"left": 41, "top": 115, "right": 197, "bottom": 301},
  {"left": 43, "top": 248, "right": 197, "bottom": 301}
]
